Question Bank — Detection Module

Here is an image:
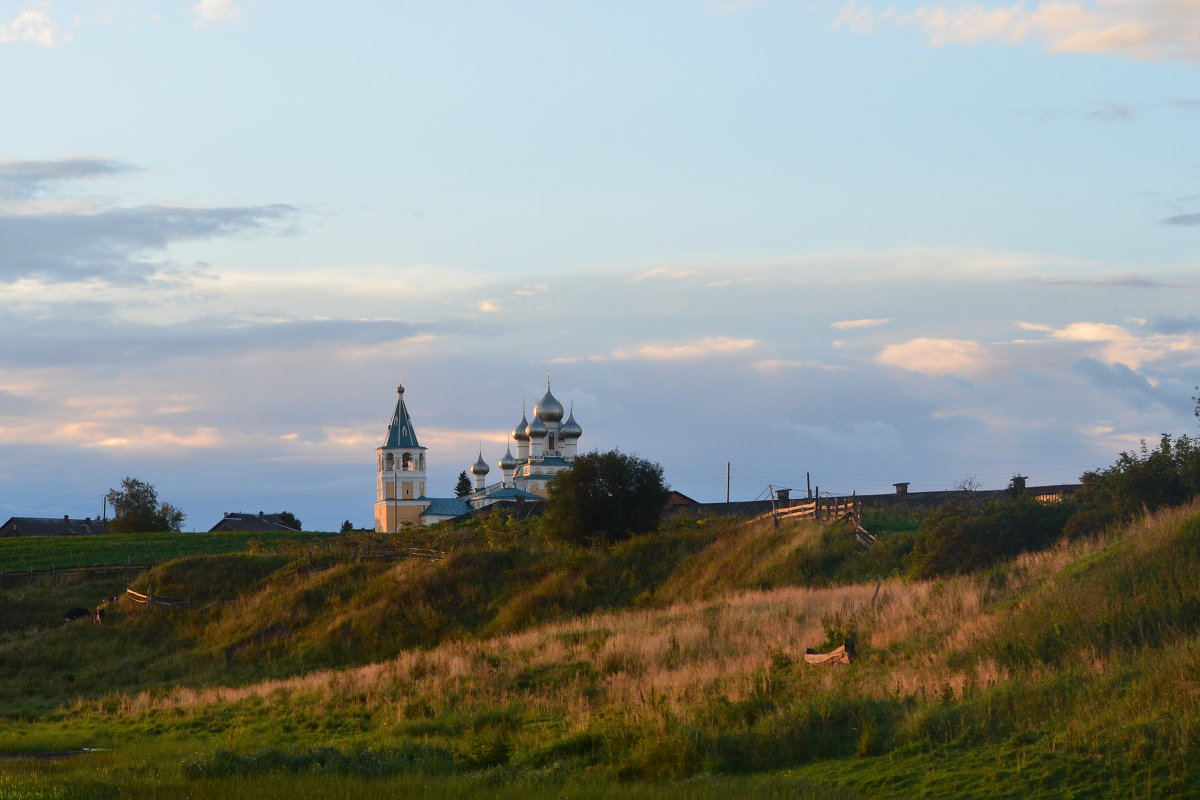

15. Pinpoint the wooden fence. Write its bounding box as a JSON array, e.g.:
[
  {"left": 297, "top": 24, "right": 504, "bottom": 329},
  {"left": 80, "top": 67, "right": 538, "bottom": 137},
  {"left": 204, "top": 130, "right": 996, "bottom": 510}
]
[
  {"left": 0, "top": 564, "right": 151, "bottom": 582},
  {"left": 765, "top": 496, "right": 861, "bottom": 524}
]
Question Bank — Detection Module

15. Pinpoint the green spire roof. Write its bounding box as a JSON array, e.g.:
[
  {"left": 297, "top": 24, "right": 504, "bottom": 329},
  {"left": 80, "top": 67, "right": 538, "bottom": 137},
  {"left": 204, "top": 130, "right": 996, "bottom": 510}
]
[{"left": 384, "top": 384, "right": 421, "bottom": 448}]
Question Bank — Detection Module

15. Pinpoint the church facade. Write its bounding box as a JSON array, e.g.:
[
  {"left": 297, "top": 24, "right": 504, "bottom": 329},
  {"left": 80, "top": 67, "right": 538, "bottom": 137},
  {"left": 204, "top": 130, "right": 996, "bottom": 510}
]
[{"left": 373, "top": 379, "right": 583, "bottom": 531}]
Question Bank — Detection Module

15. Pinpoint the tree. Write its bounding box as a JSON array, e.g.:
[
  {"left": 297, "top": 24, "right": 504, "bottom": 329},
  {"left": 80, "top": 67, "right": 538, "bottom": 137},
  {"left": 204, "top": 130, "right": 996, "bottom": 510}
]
[
  {"left": 908, "top": 493, "right": 1073, "bottom": 578},
  {"left": 454, "top": 470, "right": 473, "bottom": 498},
  {"left": 541, "top": 449, "right": 669, "bottom": 545},
  {"left": 105, "top": 477, "right": 185, "bottom": 533},
  {"left": 340, "top": 520, "right": 355, "bottom": 533},
  {"left": 1064, "top": 434, "right": 1200, "bottom": 538},
  {"left": 275, "top": 511, "right": 302, "bottom": 531}
]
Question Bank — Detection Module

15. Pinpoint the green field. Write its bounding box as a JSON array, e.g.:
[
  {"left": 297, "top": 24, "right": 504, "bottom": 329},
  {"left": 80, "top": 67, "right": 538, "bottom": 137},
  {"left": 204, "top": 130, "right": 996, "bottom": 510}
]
[
  {"left": 2, "top": 503, "right": 1200, "bottom": 798},
  {"left": 0, "top": 530, "right": 342, "bottom": 573}
]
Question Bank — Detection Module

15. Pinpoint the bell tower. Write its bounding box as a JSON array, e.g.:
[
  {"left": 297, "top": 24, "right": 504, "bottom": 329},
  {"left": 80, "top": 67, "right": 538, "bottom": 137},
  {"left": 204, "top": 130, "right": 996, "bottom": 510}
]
[{"left": 374, "top": 382, "right": 429, "bottom": 531}]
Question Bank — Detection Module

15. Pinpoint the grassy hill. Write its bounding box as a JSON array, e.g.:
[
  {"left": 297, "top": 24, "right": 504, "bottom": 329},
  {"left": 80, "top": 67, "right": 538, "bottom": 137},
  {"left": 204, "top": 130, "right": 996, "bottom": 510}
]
[{"left": 2, "top": 503, "right": 1199, "bottom": 798}]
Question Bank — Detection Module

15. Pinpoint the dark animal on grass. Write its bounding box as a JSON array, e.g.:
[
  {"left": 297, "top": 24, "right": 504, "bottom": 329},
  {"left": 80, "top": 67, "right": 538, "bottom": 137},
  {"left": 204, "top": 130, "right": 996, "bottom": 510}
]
[
  {"left": 92, "top": 607, "right": 106, "bottom": 624},
  {"left": 64, "top": 608, "right": 89, "bottom": 623}
]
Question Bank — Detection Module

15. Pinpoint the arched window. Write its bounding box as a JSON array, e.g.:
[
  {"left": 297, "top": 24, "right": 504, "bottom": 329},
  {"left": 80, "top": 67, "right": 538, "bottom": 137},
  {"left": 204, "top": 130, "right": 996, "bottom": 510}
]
[
  {"left": 385, "top": 453, "right": 394, "bottom": 471},
  {"left": 401, "top": 453, "right": 413, "bottom": 471}
]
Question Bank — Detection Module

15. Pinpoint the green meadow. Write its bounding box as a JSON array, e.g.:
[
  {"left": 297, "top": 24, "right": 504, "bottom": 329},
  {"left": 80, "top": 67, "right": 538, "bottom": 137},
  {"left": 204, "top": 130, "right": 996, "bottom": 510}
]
[
  {"left": 0, "top": 530, "right": 340, "bottom": 573},
  {"left": 2, "top": 495, "right": 1200, "bottom": 797}
]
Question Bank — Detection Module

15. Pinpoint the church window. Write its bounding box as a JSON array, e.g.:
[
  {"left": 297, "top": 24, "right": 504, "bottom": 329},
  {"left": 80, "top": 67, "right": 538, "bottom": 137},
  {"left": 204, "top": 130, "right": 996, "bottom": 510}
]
[
  {"left": 401, "top": 453, "right": 412, "bottom": 471},
  {"left": 385, "top": 453, "right": 394, "bottom": 471}
]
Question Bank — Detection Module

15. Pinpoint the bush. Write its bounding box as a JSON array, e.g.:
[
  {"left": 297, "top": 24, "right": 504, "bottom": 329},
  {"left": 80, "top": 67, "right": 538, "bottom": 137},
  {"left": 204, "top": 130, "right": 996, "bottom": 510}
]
[
  {"left": 908, "top": 494, "right": 1073, "bottom": 578},
  {"left": 540, "top": 450, "right": 669, "bottom": 545},
  {"left": 1065, "top": 435, "right": 1200, "bottom": 537}
]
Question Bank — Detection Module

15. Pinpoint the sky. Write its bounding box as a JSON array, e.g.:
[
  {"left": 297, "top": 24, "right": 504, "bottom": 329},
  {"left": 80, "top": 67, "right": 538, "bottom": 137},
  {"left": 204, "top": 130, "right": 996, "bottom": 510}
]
[{"left": 1, "top": 0, "right": 1199, "bottom": 531}]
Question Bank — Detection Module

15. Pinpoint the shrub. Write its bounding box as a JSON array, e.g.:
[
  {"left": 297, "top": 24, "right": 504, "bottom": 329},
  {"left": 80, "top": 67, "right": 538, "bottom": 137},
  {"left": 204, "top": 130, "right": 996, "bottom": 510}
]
[
  {"left": 908, "top": 494, "right": 1073, "bottom": 578},
  {"left": 1065, "top": 435, "right": 1200, "bottom": 537},
  {"left": 540, "top": 450, "right": 668, "bottom": 545}
]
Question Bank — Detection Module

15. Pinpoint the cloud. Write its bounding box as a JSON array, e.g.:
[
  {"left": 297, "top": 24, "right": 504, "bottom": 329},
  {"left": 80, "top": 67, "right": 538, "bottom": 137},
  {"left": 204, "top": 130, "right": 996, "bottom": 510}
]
[
  {"left": 1083, "top": 101, "right": 1133, "bottom": 121},
  {"left": 597, "top": 336, "right": 759, "bottom": 361},
  {"left": 875, "top": 337, "right": 995, "bottom": 377},
  {"left": 514, "top": 283, "right": 550, "bottom": 296},
  {"left": 752, "top": 359, "right": 848, "bottom": 372},
  {"left": 0, "top": 203, "right": 297, "bottom": 283},
  {"left": 0, "top": 157, "right": 297, "bottom": 284},
  {"left": 472, "top": 300, "right": 499, "bottom": 313},
  {"left": 1026, "top": 273, "right": 1192, "bottom": 289},
  {"left": 1145, "top": 314, "right": 1200, "bottom": 334},
  {"left": 0, "top": 311, "right": 438, "bottom": 368},
  {"left": 191, "top": 0, "right": 241, "bottom": 28},
  {"left": 781, "top": 420, "right": 905, "bottom": 459},
  {"left": 628, "top": 267, "right": 699, "bottom": 282},
  {"left": 0, "top": 4, "right": 62, "bottom": 47},
  {"left": 0, "top": 157, "right": 138, "bottom": 205},
  {"left": 706, "top": 276, "right": 764, "bottom": 288},
  {"left": 836, "top": 0, "right": 1200, "bottom": 64},
  {"left": 1070, "top": 357, "right": 1166, "bottom": 408},
  {"left": 1162, "top": 213, "right": 1200, "bottom": 226},
  {"left": 705, "top": 0, "right": 762, "bottom": 15},
  {"left": 1026, "top": 320, "right": 1200, "bottom": 369},
  {"left": 831, "top": 317, "right": 892, "bottom": 329}
]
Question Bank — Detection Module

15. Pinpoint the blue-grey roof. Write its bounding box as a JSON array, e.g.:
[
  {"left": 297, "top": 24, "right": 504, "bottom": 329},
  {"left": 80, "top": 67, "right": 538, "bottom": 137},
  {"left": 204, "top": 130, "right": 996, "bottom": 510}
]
[
  {"left": 480, "top": 487, "right": 541, "bottom": 501},
  {"left": 209, "top": 512, "right": 299, "bottom": 533},
  {"left": 383, "top": 387, "right": 421, "bottom": 448},
  {"left": 420, "top": 497, "right": 472, "bottom": 517},
  {"left": 527, "top": 456, "right": 572, "bottom": 468},
  {"left": 0, "top": 516, "right": 107, "bottom": 537}
]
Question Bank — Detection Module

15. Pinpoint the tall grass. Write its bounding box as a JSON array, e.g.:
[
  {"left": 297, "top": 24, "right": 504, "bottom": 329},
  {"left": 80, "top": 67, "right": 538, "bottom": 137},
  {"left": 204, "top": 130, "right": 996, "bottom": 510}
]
[{"left": 5, "top": 504, "right": 1200, "bottom": 796}]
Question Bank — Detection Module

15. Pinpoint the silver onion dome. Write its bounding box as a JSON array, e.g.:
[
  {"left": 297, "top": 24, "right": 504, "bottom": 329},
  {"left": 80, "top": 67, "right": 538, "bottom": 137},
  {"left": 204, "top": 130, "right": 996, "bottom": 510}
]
[
  {"left": 526, "top": 414, "right": 548, "bottom": 438},
  {"left": 560, "top": 410, "right": 582, "bottom": 440},
  {"left": 512, "top": 413, "right": 529, "bottom": 441},
  {"left": 471, "top": 453, "right": 490, "bottom": 475},
  {"left": 534, "top": 387, "right": 565, "bottom": 423},
  {"left": 499, "top": 446, "right": 518, "bottom": 471}
]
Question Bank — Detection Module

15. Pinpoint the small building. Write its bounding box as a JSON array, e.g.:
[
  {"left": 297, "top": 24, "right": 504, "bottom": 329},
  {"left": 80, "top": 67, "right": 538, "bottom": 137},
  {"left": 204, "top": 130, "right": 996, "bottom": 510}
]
[
  {"left": 0, "top": 515, "right": 107, "bottom": 537},
  {"left": 664, "top": 490, "right": 698, "bottom": 508},
  {"left": 208, "top": 512, "right": 299, "bottom": 533}
]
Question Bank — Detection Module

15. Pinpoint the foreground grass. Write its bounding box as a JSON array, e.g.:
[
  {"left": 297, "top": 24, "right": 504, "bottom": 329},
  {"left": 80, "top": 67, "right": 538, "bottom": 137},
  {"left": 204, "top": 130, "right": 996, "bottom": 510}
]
[
  {"left": 0, "top": 763, "right": 856, "bottom": 800},
  {"left": 4, "top": 505, "right": 1200, "bottom": 797}
]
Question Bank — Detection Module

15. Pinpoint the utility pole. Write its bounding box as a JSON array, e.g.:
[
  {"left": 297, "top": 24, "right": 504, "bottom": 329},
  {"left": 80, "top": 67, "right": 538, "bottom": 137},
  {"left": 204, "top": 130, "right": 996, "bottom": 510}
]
[
  {"left": 806, "top": 472, "right": 811, "bottom": 499},
  {"left": 726, "top": 462, "right": 730, "bottom": 504}
]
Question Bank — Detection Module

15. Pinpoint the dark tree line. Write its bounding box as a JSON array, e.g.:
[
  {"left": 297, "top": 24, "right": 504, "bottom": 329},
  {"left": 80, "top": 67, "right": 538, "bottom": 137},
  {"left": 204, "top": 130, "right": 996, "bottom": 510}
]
[{"left": 910, "top": 427, "right": 1200, "bottom": 578}]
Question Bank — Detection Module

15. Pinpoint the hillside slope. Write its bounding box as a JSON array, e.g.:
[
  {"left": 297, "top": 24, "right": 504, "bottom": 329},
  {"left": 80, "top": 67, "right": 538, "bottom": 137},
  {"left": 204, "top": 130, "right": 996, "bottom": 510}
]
[{"left": 2, "top": 504, "right": 1200, "bottom": 798}]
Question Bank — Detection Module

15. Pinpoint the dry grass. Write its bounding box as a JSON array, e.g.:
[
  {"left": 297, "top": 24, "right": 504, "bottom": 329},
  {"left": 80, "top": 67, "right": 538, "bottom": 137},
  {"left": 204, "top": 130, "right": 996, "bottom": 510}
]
[
  {"left": 79, "top": 501, "right": 1200, "bottom": 759},
  {"left": 99, "top": 521, "right": 1123, "bottom": 727},
  {"left": 655, "top": 518, "right": 826, "bottom": 601}
]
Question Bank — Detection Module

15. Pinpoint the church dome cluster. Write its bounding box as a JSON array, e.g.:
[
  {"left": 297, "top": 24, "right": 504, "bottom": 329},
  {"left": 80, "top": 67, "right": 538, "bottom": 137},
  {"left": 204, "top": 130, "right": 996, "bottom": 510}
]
[{"left": 372, "top": 375, "right": 585, "bottom": 531}]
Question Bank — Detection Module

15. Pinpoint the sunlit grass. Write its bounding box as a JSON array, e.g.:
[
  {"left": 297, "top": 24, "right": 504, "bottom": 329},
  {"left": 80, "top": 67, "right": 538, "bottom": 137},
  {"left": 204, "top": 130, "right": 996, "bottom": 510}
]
[{"left": 3, "top": 504, "right": 1200, "bottom": 796}]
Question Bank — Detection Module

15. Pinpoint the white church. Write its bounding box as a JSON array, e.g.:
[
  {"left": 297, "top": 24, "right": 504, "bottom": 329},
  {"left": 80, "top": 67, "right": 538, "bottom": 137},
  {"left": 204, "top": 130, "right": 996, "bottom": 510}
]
[{"left": 373, "top": 378, "right": 583, "bottom": 531}]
